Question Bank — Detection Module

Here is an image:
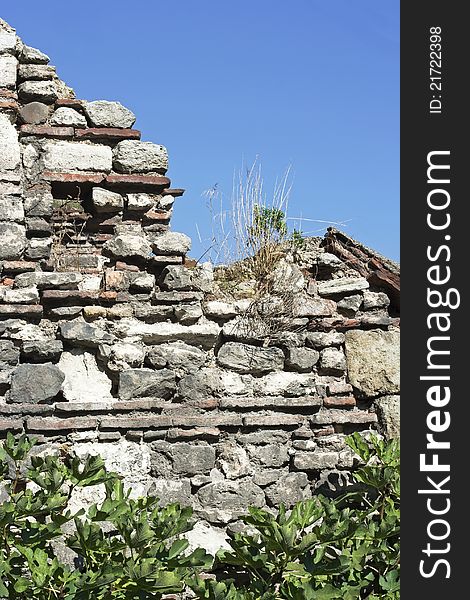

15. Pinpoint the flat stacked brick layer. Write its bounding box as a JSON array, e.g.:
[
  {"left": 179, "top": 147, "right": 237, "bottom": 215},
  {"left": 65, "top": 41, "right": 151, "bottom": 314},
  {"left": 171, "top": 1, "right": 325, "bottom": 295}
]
[{"left": 0, "top": 19, "right": 400, "bottom": 545}]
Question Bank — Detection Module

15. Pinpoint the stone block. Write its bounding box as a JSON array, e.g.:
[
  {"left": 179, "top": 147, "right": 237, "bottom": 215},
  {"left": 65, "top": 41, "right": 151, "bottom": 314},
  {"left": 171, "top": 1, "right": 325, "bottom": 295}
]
[
  {"left": 83, "top": 100, "right": 136, "bottom": 128},
  {"left": 317, "top": 277, "right": 369, "bottom": 297},
  {"left": 345, "top": 329, "right": 400, "bottom": 396},
  {"left": 43, "top": 141, "right": 112, "bottom": 173},
  {"left": 113, "top": 140, "right": 168, "bottom": 173},
  {"left": 18, "top": 80, "right": 58, "bottom": 103},
  {"left": 91, "top": 187, "right": 124, "bottom": 213},
  {"left": 118, "top": 368, "right": 176, "bottom": 400},
  {"left": 217, "top": 342, "right": 284, "bottom": 374},
  {"left": 0, "top": 223, "right": 26, "bottom": 260},
  {"left": 19, "top": 102, "right": 50, "bottom": 124},
  {"left": 50, "top": 107, "right": 87, "bottom": 127},
  {"left": 9, "top": 363, "right": 65, "bottom": 403},
  {"left": 0, "top": 55, "right": 18, "bottom": 89}
]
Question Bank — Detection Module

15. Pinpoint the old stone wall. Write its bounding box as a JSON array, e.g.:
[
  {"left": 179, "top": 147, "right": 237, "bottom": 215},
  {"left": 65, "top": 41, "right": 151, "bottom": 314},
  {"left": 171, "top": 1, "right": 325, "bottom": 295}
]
[{"left": 1, "top": 19, "right": 400, "bottom": 546}]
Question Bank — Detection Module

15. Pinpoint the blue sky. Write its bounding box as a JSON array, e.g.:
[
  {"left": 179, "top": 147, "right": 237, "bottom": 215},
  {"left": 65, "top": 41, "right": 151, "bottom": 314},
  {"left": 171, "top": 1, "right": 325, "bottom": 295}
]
[{"left": 3, "top": 0, "right": 399, "bottom": 261}]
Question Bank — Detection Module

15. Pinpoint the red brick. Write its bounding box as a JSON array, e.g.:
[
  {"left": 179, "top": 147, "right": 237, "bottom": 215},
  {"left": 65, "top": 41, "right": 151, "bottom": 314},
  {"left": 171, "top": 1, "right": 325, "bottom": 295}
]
[
  {"left": 26, "top": 417, "right": 98, "bottom": 431},
  {"left": 143, "top": 209, "right": 171, "bottom": 222},
  {"left": 0, "top": 100, "right": 19, "bottom": 111},
  {"left": 54, "top": 402, "right": 113, "bottom": 413},
  {"left": 100, "top": 416, "right": 172, "bottom": 429},
  {"left": 167, "top": 427, "right": 220, "bottom": 440},
  {"left": 220, "top": 396, "right": 322, "bottom": 409},
  {"left": 162, "top": 188, "right": 185, "bottom": 197},
  {"left": 55, "top": 98, "right": 84, "bottom": 110},
  {"left": 106, "top": 174, "right": 171, "bottom": 188},
  {"left": 243, "top": 415, "right": 306, "bottom": 427},
  {"left": 310, "top": 409, "right": 377, "bottom": 425},
  {"left": 20, "top": 125, "right": 74, "bottom": 138},
  {"left": 171, "top": 414, "right": 241, "bottom": 427},
  {"left": 327, "top": 382, "right": 353, "bottom": 395},
  {"left": 41, "top": 290, "right": 117, "bottom": 304},
  {"left": 0, "top": 404, "right": 53, "bottom": 416},
  {"left": 43, "top": 171, "right": 106, "bottom": 184},
  {"left": 116, "top": 261, "right": 140, "bottom": 272},
  {"left": 313, "top": 426, "right": 336, "bottom": 437},
  {"left": 1, "top": 261, "right": 37, "bottom": 273},
  {"left": 0, "top": 305, "right": 43, "bottom": 318},
  {"left": 0, "top": 89, "right": 18, "bottom": 99},
  {"left": 323, "top": 396, "right": 356, "bottom": 408},
  {"left": 0, "top": 419, "right": 23, "bottom": 432},
  {"left": 75, "top": 128, "right": 141, "bottom": 141}
]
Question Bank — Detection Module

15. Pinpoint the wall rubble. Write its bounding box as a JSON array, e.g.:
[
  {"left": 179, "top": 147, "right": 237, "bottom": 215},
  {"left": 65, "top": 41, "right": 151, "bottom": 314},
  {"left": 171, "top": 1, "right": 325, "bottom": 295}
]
[{"left": 1, "top": 19, "right": 400, "bottom": 545}]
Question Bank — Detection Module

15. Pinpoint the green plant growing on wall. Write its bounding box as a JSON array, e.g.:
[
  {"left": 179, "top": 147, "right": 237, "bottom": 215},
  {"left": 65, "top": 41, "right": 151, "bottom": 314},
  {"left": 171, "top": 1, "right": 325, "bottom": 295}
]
[
  {"left": 0, "top": 433, "right": 211, "bottom": 599},
  {"left": 191, "top": 432, "right": 400, "bottom": 600}
]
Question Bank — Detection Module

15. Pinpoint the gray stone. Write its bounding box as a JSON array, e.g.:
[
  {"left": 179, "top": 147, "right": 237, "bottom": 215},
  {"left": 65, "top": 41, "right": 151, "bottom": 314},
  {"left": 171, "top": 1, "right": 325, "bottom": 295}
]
[
  {"left": 252, "top": 469, "right": 286, "bottom": 487},
  {"left": 18, "top": 80, "right": 57, "bottom": 103},
  {"left": 318, "top": 277, "right": 369, "bottom": 297},
  {"left": 19, "top": 45, "right": 50, "bottom": 64},
  {"left": 130, "top": 272, "right": 155, "bottom": 291},
  {"left": 23, "top": 189, "right": 53, "bottom": 217},
  {"left": 217, "top": 342, "right": 284, "bottom": 374},
  {"left": 0, "top": 197, "right": 24, "bottom": 222},
  {"left": 60, "top": 318, "right": 115, "bottom": 348},
  {"left": 264, "top": 472, "right": 310, "bottom": 507},
  {"left": 0, "top": 113, "right": 20, "bottom": 172},
  {"left": 203, "top": 300, "right": 247, "bottom": 320},
  {"left": 118, "top": 368, "right": 176, "bottom": 400},
  {"left": 19, "top": 102, "right": 50, "bottom": 125},
  {"left": 0, "top": 340, "right": 19, "bottom": 366},
  {"left": 0, "top": 28, "right": 16, "bottom": 54},
  {"left": 103, "top": 234, "right": 152, "bottom": 260},
  {"left": 50, "top": 107, "right": 87, "bottom": 128},
  {"left": 18, "top": 64, "right": 55, "bottom": 81},
  {"left": 0, "top": 55, "right": 17, "bottom": 88},
  {"left": 169, "top": 443, "right": 216, "bottom": 475},
  {"left": 0, "top": 223, "right": 26, "bottom": 260},
  {"left": 362, "top": 291, "right": 391, "bottom": 310},
  {"left": 270, "top": 260, "right": 305, "bottom": 294},
  {"left": 21, "top": 339, "right": 63, "bottom": 362},
  {"left": 43, "top": 141, "right": 112, "bottom": 173},
  {"left": 126, "top": 193, "right": 157, "bottom": 211},
  {"left": 174, "top": 303, "right": 203, "bottom": 324},
  {"left": 305, "top": 331, "right": 345, "bottom": 348},
  {"left": 9, "top": 363, "right": 65, "bottom": 403},
  {"left": 345, "top": 329, "right": 400, "bottom": 397},
  {"left": 48, "top": 306, "right": 83, "bottom": 318},
  {"left": 91, "top": 187, "right": 124, "bottom": 213},
  {"left": 113, "top": 140, "right": 168, "bottom": 174},
  {"left": 218, "top": 441, "right": 251, "bottom": 479},
  {"left": 151, "top": 231, "right": 191, "bottom": 255},
  {"left": 197, "top": 480, "right": 265, "bottom": 522},
  {"left": 292, "top": 295, "right": 336, "bottom": 317},
  {"left": 286, "top": 347, "right": 320, "bottom": 372},
  {"left": 98, "top": 342, "right": 145, "bottom": 371},
  {"left": 248, "top": 444, "right": 289, "bottom": 467},
  {"left": 112, "top": 317, "right": 220, "bottom": 349},
  {"left": 185, "top": 521, "right": 230, "bottom": 555},
  {"left": 319, "top": 347, "right": 347, "bottom": 374},
  {"left": 293, "top": 451, "right": 340, "bottom": 470},
  {"left": 337, "top": 294, "right": 363, "bottom": 315},
  {"left": 15, "top": 272, "right": 83, "bottom": 289},
  {"left": 146, "top": 341, "right": 206, "bottom": 372},
  {"left": 132, "top": 304, "right": 173, "bottom": 323},
  {"left": 25, "top": 238, "right": 51, "bottom": 260},
  {"left": 178, "top": 368, "right": 222, "bottom": 400},
  {"left": 374, "top": 395, "right": 400, "bottom": 438},
  {"left": 0, "top": 286, "right": 39, "bottom": 304},
  {"left": 149, "top": 478, "right": 192, "bottom": 506},
  {"left": 59, "top": 350, "right": 113, "bottom": 403},
  {"left": 160, "top": 265, "right": 193, "bottom": 290},
  {"left": 83, "top": 100, "right": 136, "bottom": 128}
]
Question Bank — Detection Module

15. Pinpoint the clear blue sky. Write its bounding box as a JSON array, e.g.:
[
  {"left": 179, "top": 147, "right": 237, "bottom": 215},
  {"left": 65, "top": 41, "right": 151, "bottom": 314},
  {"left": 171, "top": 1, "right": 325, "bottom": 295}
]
[{"left": 3, "top": 0, "right": 399, "bottom": 261}]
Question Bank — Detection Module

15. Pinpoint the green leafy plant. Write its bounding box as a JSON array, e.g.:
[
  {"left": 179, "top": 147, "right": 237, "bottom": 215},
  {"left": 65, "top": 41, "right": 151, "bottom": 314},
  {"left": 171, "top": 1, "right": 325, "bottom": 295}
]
[
  {"left": 192, "top": 432, "right": 400, "bottom": 599},
  {"left": 0, "top": 433, "right": 210, "bottom": 600}
]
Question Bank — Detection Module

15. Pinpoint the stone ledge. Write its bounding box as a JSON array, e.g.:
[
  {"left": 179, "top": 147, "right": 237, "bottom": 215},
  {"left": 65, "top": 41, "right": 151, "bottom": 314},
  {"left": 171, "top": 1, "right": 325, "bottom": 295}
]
[
  {"left": 75, "top": 127, "right": 141, "bottom": 141},
  {"left": 219, "top": 396, "right": 322, "bottom": 409},
  {"left": 106, "top": 174, "right": 171, "bottom": 188},
  {"left": 19, "top": 125, "right": 74, "bottom": 138},
  {"left": 0, "top": 418, "right": 23, "bottom": 431},
  {"left": 26, "top": 417, "right": 99, "bottom": 431},
  {"left": 43, "top": 171, "right": 106, "bottom": 184},
  {"left": 0, "top": 304, "right": 43, "bottom": 318}
]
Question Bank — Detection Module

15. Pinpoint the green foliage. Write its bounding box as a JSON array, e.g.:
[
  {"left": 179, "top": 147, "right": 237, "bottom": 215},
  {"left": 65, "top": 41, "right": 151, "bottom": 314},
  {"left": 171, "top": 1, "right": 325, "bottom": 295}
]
[
  {"left": 191, "top": 432, "right": 400, "bottom": 600},
  {"left": 0, "top": 433, "right": 210, "bottom": 600},
  {"left": 1, "top": 432, "right": 399, "bottom": 599},
  {"left": 248, "top": 205, "right": 288, "bottom": 245}
]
